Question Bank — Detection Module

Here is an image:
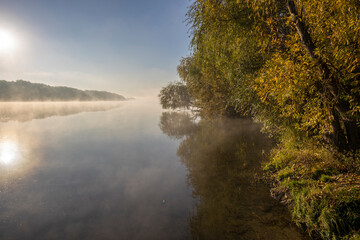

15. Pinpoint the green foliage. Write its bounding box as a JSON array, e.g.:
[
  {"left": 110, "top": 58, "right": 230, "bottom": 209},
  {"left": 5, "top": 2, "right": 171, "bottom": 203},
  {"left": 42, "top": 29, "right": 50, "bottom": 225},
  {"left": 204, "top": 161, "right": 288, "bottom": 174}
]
[
  {"left": 178, "top": 1, "right": 266, "bottom": 118},
  {"left": 252, "top": 0, "right": 360, "bottom": 149},
  {"left": 170, "top": 0, "right": 360, "bottom": 149},
  {"left": 0, "top": 80, "right": 125, "bottom": 101},
  {"left": 162, "top": 1, "right": 360, "bottom": 237},
  {"left": 158, "top": 81, "right": 192, "bottom": 109},
  {"left": 264, "top": 136, "right": 360, "bottom": 239}
]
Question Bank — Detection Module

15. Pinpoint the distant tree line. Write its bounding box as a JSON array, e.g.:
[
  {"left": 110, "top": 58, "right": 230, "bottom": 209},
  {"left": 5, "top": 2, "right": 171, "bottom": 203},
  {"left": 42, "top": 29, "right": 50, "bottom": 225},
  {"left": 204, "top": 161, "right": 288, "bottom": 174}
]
[
  {"left": 159, "top": 0, "right": 360, "bottom": 151},
  {"left": 0, "top": 80, "right": 126, "bottom": 101}
]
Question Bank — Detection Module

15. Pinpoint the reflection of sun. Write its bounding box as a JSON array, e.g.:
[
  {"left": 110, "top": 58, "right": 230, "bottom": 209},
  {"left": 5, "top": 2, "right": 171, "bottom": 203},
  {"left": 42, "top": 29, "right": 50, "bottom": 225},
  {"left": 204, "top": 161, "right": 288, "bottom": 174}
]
[
  {"left": 0, "top": 133, "right": 37, "bottom": 182},
  {"left": 0, "top": 140, "right": 20, "bottom": 165}
]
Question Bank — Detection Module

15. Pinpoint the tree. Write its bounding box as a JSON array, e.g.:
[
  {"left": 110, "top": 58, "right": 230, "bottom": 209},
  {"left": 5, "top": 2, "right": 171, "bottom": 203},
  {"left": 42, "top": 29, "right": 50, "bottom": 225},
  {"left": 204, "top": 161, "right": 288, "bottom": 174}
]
[
  {"left": 251, "top": 0, "right": 360, "bottom": 150},
  {"left": 180, "top": 1, "right": 265, "bottom": 118},
  {"left": 179, "top": 0, "right": 360, "bottom": 150},
  {"left": 158, "top": 82, "right": 192, "bottom": 109}
]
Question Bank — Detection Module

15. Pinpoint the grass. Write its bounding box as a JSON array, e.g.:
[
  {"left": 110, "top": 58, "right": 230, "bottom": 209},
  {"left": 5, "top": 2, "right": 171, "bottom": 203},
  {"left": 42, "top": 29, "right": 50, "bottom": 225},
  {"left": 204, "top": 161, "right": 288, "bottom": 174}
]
[{"left": 263, "top": 134, "right": 360, "bottom": 239}]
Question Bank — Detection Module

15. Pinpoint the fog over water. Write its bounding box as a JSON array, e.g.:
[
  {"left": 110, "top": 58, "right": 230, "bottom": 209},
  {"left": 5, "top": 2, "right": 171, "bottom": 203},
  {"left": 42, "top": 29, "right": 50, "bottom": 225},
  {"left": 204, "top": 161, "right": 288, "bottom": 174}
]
[
  {"left": 0, "top": 99, "right": 307, "bottom": 239},
  {"left": 0, "top": 101, "right": 123, "bottom": 122}
]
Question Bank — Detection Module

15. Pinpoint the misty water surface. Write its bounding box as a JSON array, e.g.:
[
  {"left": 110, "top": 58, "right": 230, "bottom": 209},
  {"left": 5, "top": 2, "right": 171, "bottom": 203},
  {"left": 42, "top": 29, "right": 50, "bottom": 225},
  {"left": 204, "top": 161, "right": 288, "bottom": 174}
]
[{"left": 0, "top": 100, "right": 307, "bottom": 240}]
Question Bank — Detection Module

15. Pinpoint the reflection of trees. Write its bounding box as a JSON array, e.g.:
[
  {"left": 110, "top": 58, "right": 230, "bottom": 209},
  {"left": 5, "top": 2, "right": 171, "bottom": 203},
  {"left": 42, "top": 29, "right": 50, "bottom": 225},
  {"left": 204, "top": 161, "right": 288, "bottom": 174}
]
[
  {"left": 0, "top": 102, "right": 122, "bottom": 122},
  {"left": 159, "top": 111, "right": 198, "bottom": 139},
  {"left": 173, "top": 118, "right": 304, "bottom": 240}
]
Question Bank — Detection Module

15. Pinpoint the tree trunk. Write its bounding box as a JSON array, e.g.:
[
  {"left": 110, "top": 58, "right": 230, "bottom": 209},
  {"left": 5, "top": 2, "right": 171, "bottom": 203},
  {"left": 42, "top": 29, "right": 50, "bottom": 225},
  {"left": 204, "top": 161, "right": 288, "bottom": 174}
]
[
  {"left": 331, "top": 110, "right": 348, "bottom": 151},
  {"left": 286, "top": 0, "right": 360, "bottom": 151},
  {"left": 344, "top": 121, "right": 360, "bottom": 150}
]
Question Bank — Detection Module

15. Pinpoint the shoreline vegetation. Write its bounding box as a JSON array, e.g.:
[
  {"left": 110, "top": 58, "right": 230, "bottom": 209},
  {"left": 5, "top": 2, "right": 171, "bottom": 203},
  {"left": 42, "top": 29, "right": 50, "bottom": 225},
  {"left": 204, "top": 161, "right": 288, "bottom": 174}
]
[
  {"left": 0, "top": 80, "right": 126, "bottom": 101},
  {"left": 159, "top": 1, "right": 360, "bottom": 239},
  {"left": 264, "top": 137, "right": 360, "bottom": 239}
]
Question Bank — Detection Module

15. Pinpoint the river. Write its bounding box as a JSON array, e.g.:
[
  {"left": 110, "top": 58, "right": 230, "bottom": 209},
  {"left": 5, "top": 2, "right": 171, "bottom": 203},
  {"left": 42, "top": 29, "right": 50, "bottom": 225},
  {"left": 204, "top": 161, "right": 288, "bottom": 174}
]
[{"left": 0, "top": 99, "right": 307, "bottom": 239}]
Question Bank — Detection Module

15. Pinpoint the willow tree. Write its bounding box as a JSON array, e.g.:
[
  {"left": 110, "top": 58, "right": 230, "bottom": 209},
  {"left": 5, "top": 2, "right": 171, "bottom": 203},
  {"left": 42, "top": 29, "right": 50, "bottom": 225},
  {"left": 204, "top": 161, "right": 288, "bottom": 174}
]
[
  {"left": 159, "top": 82, "right": 192, "bottom": 109},
  {"left": 251, "top": 0, "right": 360, "bottom": 150},
  {"left": 180, "top": 0, "right": 266, "bottom": 117},
  {"left": 182, "top": 0, "right": 360, "bottom": 150}
]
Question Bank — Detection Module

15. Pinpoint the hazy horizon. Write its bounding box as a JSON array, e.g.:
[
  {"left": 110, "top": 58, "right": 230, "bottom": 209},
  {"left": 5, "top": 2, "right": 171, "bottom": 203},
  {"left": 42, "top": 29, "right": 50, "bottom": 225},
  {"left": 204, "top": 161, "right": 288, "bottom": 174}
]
[
  {"left": 0, "top": 79, "right": 131, "bottom": 98},
  {"left": 0, "top": 0, "right": 190, "bottom": 98}
]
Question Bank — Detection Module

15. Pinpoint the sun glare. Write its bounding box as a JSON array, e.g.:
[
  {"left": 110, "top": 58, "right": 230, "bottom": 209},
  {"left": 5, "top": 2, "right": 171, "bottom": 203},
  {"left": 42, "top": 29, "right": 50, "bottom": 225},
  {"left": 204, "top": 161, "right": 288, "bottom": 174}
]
[
  {"left": 0, "top": 29, "right": 17, "bottom": 54},
  {"left": 0, "top": 140, "right": 20, "bottom": 165}
]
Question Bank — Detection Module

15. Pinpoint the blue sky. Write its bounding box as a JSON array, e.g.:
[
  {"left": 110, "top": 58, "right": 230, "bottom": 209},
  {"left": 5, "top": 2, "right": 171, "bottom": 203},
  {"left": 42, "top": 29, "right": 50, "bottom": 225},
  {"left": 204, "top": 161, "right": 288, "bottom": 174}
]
[{"left": 0, "top": 0, "right": 191, "bottom": 97}]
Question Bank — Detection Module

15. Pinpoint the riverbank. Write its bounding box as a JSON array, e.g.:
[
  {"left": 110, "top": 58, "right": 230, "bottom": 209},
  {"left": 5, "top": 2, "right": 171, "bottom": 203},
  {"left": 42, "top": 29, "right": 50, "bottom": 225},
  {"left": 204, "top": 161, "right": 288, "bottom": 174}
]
[{"left": 263, "top": 135, "right": 360, "bottom": 239}]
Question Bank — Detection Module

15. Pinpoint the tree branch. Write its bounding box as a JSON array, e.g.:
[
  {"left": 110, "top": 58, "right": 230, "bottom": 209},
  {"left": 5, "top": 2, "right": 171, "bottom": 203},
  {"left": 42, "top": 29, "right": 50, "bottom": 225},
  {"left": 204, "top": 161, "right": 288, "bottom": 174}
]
[{"left": 286, "top": 0, "right": 338, "bottom": 98}]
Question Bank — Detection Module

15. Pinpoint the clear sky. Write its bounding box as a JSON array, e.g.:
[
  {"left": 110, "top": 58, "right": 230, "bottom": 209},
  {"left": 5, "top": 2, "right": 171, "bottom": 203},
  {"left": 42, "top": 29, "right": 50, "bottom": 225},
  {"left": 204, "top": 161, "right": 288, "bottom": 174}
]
[{"left": 0, "top": 0, "right": 191, "bottom": 97}]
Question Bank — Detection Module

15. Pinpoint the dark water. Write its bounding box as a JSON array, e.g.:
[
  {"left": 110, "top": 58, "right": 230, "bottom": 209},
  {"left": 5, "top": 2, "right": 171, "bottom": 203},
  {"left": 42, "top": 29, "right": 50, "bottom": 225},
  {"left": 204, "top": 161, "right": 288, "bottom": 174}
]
[{"left": 0, "top": 100, "right": 307, "bottom": 240}]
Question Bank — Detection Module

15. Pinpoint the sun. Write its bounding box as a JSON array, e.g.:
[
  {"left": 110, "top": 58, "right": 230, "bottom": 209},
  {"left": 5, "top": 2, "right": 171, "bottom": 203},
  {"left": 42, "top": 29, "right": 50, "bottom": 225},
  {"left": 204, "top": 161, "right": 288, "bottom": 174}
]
[{"left": 0, "top": 29, "right": 17, "bottom": 54}]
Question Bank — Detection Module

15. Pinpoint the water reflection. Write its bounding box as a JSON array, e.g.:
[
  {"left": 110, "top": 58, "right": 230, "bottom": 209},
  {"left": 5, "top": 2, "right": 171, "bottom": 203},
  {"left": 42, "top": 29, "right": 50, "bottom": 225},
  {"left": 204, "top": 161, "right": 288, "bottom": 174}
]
[
  {"left": 0, "top": 100, "right": 194, "bottom": 240},
  {"left": 0, "top": 101, "right": 306, "bottom": 239},
  {"left": 160, "top": 112, "right": 307, "bottom": 240},
  {"left": 0, "top": 130, "right": 39, "bottom": 184},
  {"left": 0, "top": 140, "right": 20, "bottom": 165},
  {"left": 0, "top": 101, "right": 122, "bottom": 122},
  {"left": 159, "top": 111, "right": 198, "bottom": 139},
  {"left": 0, "top": 102, "right": 122, "bottom": 182}
]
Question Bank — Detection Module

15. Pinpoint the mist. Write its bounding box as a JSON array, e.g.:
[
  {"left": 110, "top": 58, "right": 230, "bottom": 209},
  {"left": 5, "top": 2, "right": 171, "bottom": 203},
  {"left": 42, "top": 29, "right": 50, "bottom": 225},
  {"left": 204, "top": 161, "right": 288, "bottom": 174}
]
[
  {"left": 0, "top": 99, "right": 193, "bottom": 239},
  {"left": 0, "top": 101, "right": 123, "bottom": 122}
]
